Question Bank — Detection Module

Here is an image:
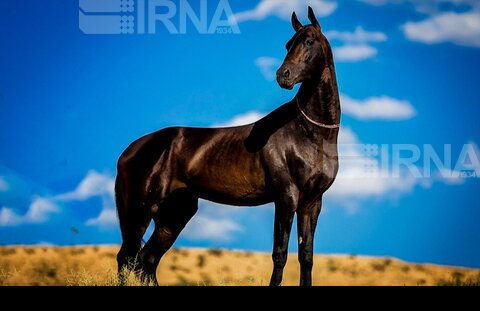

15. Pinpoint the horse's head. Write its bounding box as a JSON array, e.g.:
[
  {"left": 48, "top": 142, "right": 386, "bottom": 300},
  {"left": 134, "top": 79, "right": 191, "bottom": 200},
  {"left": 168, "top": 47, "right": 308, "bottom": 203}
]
[{"left": 277, "top": 7, "right": 331, "bottom": 90}]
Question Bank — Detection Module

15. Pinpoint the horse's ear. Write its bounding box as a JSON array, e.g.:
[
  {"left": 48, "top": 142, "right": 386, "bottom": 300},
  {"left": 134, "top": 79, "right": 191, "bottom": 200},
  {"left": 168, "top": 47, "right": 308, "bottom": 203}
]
[
  {"left": 291, "top": 12, "right": 303, "bottom": 32},
  {"left": 307, "top": 6, "right": 321, "bottom": 31}
]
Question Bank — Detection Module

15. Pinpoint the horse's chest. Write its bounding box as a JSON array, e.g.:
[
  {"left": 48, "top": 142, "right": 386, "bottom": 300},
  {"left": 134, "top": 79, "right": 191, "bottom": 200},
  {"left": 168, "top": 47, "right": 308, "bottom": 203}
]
[{"left": 286, "top": 146, "right": 338, "bottom": 188}]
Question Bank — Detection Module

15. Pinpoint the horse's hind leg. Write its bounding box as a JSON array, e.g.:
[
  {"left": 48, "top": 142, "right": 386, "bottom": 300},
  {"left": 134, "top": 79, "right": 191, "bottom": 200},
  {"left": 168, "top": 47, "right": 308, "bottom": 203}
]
[
  {"left": 116, "top": 178, "right": 151, "bottom": 282},
  {"left": 117, "top": 208, "right": 151, "bottom": 274},
  {"left": 138, "top": 188, "right": 198, "bottom": 285}
]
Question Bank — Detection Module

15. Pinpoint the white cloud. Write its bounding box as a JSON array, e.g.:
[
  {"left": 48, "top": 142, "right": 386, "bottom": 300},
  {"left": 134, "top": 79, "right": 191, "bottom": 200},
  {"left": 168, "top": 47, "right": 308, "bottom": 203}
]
[
  {"left": 255, "top": 57, "right": 281, "bottom": 81},
  {"left": 0, "top": 177, "right": 8, "bottom": 192},
  {"left": 0, "top": 197, "right": 59, "bottom": 227},
  {"left": 360, "top": 0, "right": 480, "bottom": 46},
  {"left": 358, "top": 0, "right": 391, "bottom": 5},
  {"left": 329, "top": 165, "right": 417, "bottom": 198},
  {"left": 402, "top": 12, "right": 480, "bottom": 47},
  {"left": 0, "top": 170, "right": 117, "bottom": 228},
  {"left": 183, "top": 215, "right": 243, "bottom": 242},
  {"left": 326, "top": 129, "right": 479, "bottom": 211},
  {"left": 0, "top": 207, "right": 21, "bottom": 226},
  {"left": 340, "top": 94, "right": 416, "bottom": 120},
  {"left": 358, "top": 0, "right": 480, "bottom": 14},
  {"left": 214, "top": 111, "right": 266, "bottom": 127},
  {"left": 233, "top": 0, "right": 337, "bottom": 23},
  {"left": 56, "top": 170, "right": 115, "bottom": 201},
  {"left": 326, "top": 127, "right": 418, "bottom": 211},
  {"left": 86, "top": 208, "right": 118, "bottom": 227},
  {"left": 326, "top": 26, "right": 387, "bottom": 61},
  {"left": 333, "top": 44, "right": 378, "bottom": 62},
  {"left": 54, "top": 170, "right": 116, "bottom": 228},
  {"left": 326, "top": 26, "right": 387, "bottom": 43},
  {"left": 24, "top": 197, "right": 59, "bottom": 223},
  {"left": 181, "top": 200, "right": 246, "bottom": 242}
]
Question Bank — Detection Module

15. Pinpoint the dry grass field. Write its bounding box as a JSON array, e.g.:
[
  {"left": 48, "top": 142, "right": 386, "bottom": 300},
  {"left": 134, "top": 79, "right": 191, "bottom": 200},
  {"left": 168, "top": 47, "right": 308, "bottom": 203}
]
[{"left": 0, "top": 246, "right": 479, "bottom": 286}]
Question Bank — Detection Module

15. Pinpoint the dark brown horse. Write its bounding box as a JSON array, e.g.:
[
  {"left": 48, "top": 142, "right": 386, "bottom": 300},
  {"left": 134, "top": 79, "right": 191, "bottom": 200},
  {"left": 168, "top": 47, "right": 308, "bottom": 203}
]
[{"left": 115, "top": 7, "right": 340, "bottom": 286}]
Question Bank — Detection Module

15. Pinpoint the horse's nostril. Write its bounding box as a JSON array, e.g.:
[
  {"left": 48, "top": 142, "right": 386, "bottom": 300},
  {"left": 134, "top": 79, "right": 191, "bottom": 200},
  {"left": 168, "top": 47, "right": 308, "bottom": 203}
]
[{"left": 284, "top": 69, "right": 290, "bottom": 79}]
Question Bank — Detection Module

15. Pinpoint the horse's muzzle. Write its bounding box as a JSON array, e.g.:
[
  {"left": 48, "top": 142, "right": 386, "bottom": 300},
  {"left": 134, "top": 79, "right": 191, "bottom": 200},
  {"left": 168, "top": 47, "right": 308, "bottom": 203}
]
[{"left": 276, "top": 66, "right": 296, "bottom": 90}]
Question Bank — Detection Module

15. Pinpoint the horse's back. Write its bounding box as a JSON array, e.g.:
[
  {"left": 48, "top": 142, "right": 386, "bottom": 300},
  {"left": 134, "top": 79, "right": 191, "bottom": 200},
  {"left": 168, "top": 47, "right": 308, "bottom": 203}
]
[{"left": 117, "top": 125, "right": 270, "bottom": 206}]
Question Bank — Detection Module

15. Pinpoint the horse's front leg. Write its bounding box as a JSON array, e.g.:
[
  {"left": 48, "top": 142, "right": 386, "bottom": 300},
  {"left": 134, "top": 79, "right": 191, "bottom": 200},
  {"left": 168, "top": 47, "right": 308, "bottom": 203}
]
[
  {"left": 269, "top": 185, "right": 298, "bottom": 286},
  {"left": 296, "top": 196, "right": 322, "bottom": 286}
]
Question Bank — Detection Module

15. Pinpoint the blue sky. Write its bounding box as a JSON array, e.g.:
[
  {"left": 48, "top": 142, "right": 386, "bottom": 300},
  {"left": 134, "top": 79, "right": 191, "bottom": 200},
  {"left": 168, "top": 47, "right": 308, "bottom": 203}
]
[{"left": 1, "top": 0, "right": 480, "bottom": 268}]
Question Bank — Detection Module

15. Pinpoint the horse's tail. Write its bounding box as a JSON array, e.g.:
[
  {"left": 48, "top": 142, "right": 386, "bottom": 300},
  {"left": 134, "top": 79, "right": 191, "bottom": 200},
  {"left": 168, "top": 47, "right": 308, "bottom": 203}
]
[
  {"left": 115, "top": 170, "right": 127, "bottom": 250},
  {"left": 115, "top": 128, "right": 179, "bottom": 280}
]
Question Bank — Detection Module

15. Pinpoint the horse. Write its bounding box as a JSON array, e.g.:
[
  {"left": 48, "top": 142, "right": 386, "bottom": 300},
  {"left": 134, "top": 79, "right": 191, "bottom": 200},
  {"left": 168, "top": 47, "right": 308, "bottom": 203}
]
[{"left": 115, "top": 7, "right": 341, "bottom": 286}]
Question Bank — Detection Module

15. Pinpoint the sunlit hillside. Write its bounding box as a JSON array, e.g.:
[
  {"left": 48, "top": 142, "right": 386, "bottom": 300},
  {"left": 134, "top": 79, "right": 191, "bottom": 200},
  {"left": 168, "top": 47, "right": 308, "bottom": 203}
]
[{"left": 0, "top": 246, "right": 478, "bottom": 286}]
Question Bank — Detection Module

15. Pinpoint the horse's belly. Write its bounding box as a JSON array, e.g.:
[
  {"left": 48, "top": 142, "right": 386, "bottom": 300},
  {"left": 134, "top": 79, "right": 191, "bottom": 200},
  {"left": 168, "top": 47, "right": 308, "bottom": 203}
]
[{"left": 187, "top": 164, "right": 271, "bottom": 206}]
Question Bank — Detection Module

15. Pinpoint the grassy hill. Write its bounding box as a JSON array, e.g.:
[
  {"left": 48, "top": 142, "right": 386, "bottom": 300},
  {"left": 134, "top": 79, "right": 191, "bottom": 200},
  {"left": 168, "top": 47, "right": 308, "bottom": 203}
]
[{"left": 0, "top": 246, "right": 478, "bottom": 286}]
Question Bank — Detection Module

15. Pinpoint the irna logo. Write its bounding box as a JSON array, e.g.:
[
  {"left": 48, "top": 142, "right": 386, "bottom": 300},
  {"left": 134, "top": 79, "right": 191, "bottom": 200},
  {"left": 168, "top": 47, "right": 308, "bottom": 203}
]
[{"left": 79, "top": 0, "right": 240, "bottom": 35}]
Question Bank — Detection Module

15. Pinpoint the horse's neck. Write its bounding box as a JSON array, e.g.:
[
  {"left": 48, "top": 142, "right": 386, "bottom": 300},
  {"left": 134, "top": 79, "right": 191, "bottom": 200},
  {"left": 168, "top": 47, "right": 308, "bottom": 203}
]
[{"left": 296, "top": 64, "right": 341, "bottom": 127}]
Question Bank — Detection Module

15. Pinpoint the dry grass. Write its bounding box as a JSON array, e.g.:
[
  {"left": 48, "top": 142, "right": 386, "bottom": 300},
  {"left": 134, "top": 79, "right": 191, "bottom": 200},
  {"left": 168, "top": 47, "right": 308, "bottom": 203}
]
[{"left": 0, "top": 246, "right": 479, "bottom": 286}]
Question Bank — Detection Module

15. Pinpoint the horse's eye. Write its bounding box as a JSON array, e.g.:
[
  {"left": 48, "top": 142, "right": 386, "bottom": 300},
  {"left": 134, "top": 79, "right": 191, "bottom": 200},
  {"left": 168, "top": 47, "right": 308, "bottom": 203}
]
[{"left": 306, "top": 39, "right": 314, "bottom": 46}]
